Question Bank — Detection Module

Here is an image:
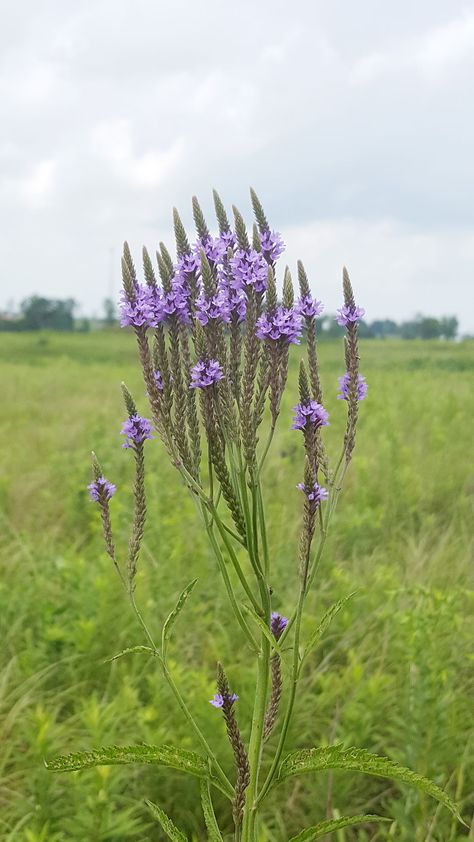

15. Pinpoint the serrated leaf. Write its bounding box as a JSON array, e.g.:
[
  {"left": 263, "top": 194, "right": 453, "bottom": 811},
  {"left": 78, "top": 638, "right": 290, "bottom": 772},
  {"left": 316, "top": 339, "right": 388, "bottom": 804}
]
[
  {"left": 162, "top": 579, "right": 198, "bottom": 660},
  {"left": 106, "top": 645, "right": 155, "bottom": 662},
  {"left": 288, "top": 814, "right": 390, "bottom": 841},
  {"left": 200, "top": 779, "right": 223, "bottom": 842},
  {"left": 145, "top": 800, "right": 187, "bottom": 841},
  {"left": 278, "top": 744, "right": 463, "bottom": 823},
  {"left": 301, "top": 593, "right": 357, "bottom": 668},
  {"left": 241, "top": 604, "right": 284, "bottom": 656},
  {"left": 45, "top": 743, "right": 207, "bottom": 779}
]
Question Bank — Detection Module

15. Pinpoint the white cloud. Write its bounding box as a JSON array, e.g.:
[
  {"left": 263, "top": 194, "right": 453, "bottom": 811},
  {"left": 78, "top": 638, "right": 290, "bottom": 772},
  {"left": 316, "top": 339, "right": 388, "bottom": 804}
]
[
  {"left": 18, "top": 159, "right": 56, "bottom": 208},
  {"left": 352, "top": 10, "right": 474, "bottom": 83},
  {"left": 92, "top": 120, "right": 185, "bottom": 188}
]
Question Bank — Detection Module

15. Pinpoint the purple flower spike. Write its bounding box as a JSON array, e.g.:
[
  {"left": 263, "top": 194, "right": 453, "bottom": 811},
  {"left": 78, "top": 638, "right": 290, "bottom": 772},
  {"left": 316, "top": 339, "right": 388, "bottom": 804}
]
[
  {"left": 88, "top": 476, "right": 116, "bottom": 502},
  {"left": 121, "top": 414, "right": 153, "bottom": 449},
  {"left": 271, "top": 612, "right": 288, "bottom": 641},
  {"left": 196, "top": 289, "right": 231, "bottom": 325},
  {"left": 292, "top": 400, "right": 329, "bottom": 431},
  {"left": 297, "top": 482, "right": 329, "bottom": 507},
  {"left": 259, "top": 229, "right": 285, "bottom": 262},
  {"left": 337, "top": 372, "right": 368, "bottom": 401},
  {"left": 230, "top": 248, "right": 268, "bottom": 293},
  {"left": 120, "top": 285, "right": 164, "bottom": 329},
  {"left": 209, "top": 692, "right": 238, "bottom": 708},
  {"left": 190, "top": 359, "right": 224, "bottom": 389},
  {"left": 194, "top": 235, "right": 227, "bottom": 265},
  {"left": 256, "top": 306, "right": 302, "bottom": 345},
  {"left": 335, "top": 305, "right": 365, "bottom": 327},
  {"left": 297, "top": 295, "right": 324, "bottom": 318}
]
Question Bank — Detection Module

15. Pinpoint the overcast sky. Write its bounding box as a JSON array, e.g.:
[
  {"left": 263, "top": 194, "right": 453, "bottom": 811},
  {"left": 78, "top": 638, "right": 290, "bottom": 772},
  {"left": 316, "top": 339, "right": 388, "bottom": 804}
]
[{"left": 1, "top": 1, "right": 474, "bottom": 330}]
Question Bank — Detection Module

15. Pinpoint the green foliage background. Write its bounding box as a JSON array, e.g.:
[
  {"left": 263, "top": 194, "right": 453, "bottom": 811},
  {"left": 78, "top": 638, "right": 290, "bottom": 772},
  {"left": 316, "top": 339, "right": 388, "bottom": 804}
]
[{"left": 0, "top": 332, "right": 472, "bottom": 840}]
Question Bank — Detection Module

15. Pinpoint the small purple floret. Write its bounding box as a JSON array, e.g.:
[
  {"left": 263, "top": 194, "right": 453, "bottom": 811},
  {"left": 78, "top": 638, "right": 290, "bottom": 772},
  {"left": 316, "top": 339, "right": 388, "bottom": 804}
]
[
  {"left": 121, "top": 414, "right": 154, "bottom": 448},
  {"left": 297, "top": 295, "right": 324, "bottom": 318},
  {"left": 337, "top": 372, "right": 368, "bottom": 401},
  {"left": 154, "top": 370, "right": 164, "bottom": 391},
  {"left": 256, "top": 306, "right": 302, "bottom": 345},
  {"left": 190, "top": 359, "right": 224, "bottom": 389},
  {"left": 271, "top": 612, "right": 288, "bottom": 640},
  {"left": 88, "top": 476, "right": 116, "bottom": 502},
  {"left": 336, "top": 305, "right": 365, "bottom": 327},
  {"left": 259, "top": 229, "right": 285, "bottom": 262},
  {"left": 209, "top": 692, "right": 238, "bottom": 708},
  {"left": 292, "top": 401, "right": 329, "bottom": 431},
  {"left": 297, "top": 482, "right": 329, "bottom": 506}
]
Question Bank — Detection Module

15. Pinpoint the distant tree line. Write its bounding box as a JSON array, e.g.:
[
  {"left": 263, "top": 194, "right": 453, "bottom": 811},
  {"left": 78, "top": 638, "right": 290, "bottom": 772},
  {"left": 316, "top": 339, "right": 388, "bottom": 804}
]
[
  {"left": 320, "top": 314, "right": 459, "bottom": 340},
  {"left": 0, "top": 296, "right": 460, "bottom": 340}
]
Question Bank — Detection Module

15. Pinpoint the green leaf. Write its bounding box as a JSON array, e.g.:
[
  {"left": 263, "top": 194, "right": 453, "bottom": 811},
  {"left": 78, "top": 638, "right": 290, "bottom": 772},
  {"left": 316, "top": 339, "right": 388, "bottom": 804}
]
[
  {"left": 278, "top": 744, "right": 463, "bottom": 823},
  {"left": 301, "top": 592, "right": 357, "bottom": 668},
  {"left": 288, "top": 814, "right": 390, "bottom": 841},
  {"left": 162, "top": 579, "right": 198, "bottom": 660},
  {"left": 200, "top": 779, "right": 224, "bottom": 842},
  {"left": 45, "top": 743, "right": 207, "bottom": 780},
  {"left": 145, "top": 800, "right": 187, "bottom": 841},
  {"left": 106, "top": 645, "right": 155, "bottom": 662},
  {"left": 241, "top": 604, "right": 284, "bottom": 656}
]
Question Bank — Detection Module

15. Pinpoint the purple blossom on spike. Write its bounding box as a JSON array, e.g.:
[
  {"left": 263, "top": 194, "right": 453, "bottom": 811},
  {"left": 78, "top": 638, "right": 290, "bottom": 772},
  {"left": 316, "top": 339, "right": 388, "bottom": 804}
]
[
  {"left": 190, "top": 359, "right": 224, "bottom": 389},
  {"left": 194, "top": 235, "right": 227, "bottom": 265},
  {"left": 336, "top": 304, "right": 365, "bottom": 327},
  {"left": 297, "top": 295, "right": 324, "bottom": 318},
  {"left": 230, "top": 248, "right": 268, "bottom": 293},
  {"left": 297, "top": 482, "right": 329, "bottom": 506},
  {"left": 256, "top": 306, "right": 302, "bottom": 345},
  {"left": 120, "top": 285, "right": 164, "bottom": 329},
  {"left": 292, "top": 400, "right": 329, "bottom": 431},
  {"left": 88, "top": 476, "right": 116, "bottom": 502},
  {"left": 219, "top": 229, "right": 236, "bottom": 250},
  {"left": 271, "top": 612, "right": 288, "bottom": 641},
  {"left": 337, "top": 372, "right": 368, "bottom": 401},
  {"left": 121, "top": 414, "right": 153, "bottom": 449},
  {"left": 162, "top": 277, "right": 191, "bottom": 324},
  {"left": 196, "top": 288, "right": 231, "bottom": 325},
  {"left": 209, "top": 692, "right": 238, "bottom": 708},
  {"left": 176, "top": 252, "right": 200, "bottom": 278},
  {"left": 153, "top": 370, "right": 164, "bottom": 391},
  {"left": 260, "top": 229, "right": 285, "bottom": 262}
]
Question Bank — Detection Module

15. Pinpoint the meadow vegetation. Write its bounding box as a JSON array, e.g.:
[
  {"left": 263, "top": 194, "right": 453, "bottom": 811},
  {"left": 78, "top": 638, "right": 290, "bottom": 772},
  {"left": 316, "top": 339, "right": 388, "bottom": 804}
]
[{"left": 0, "top": 331, "right": 472, "bottom": 841}]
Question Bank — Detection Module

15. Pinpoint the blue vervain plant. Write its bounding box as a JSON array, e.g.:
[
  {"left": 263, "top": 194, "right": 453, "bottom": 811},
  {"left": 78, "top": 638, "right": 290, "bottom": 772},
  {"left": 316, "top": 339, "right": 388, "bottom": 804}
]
[{"left": 46, "top": 190, "right": 465, "bottom": 840}]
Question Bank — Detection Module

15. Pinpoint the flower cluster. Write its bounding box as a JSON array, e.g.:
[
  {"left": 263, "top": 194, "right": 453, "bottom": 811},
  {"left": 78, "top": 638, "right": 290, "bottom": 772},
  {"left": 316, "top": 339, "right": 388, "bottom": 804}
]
[
  {"left": 196, "top": 289, "right": 231, "bottom": 325},
  {"left": 190, "top": 359, "right": 224, "bottom": 389},
  {"left": 337, "top": 372, "right": 368, "bottom": 401},
  {"left": 209, "top": 692, "right": 239, "bottom": 709},
  {"left": 271, "top": 612, "right": 288, "bottom": 640},
  {"left": 292, "top": 400, "right": 329, "bottom": 431},
  {"left": 88, "top": 476, "right": 116, "bottom": 502},
  {"left": 259, "top": 229, "right": 285, "bottom": 263},
  {"left": 121, "top": 415, "right": 154, "bottom": 449},
  {"left": 336, "top": 304, "right": 365, "bottom": 326},
  {"left": 297, "top": 481, "right": 329, "bottom": 506},
  {"left": 297, "top": 295, "right": 324, "bottom": 318},
  {"left": 229, "top": 249, "right": 268, "bottom": 293},
  {"left": 120, "top": 286, "right": 162, "bottom": 328},
  {"left": 256, "top": 306, "right": 302, "bottom": 345}
]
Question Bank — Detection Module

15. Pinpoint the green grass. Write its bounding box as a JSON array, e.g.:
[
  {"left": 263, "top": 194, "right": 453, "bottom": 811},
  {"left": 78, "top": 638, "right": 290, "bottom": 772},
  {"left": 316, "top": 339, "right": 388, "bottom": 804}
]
[{"left": 0, "top": 331, "right": 473, "bottom": 841}]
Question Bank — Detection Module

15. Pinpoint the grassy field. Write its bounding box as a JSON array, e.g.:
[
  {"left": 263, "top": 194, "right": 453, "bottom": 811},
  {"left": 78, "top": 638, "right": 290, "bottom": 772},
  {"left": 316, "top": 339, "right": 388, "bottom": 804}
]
[{"left": 0, "top": 331, "right": 473, "bottom": 841}]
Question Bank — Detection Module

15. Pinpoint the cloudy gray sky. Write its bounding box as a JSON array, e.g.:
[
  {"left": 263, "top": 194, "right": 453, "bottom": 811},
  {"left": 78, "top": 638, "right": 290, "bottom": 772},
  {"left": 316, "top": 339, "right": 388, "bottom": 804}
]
[{"left": 1, "top": 1, "right": 474, "bottom": 330}]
